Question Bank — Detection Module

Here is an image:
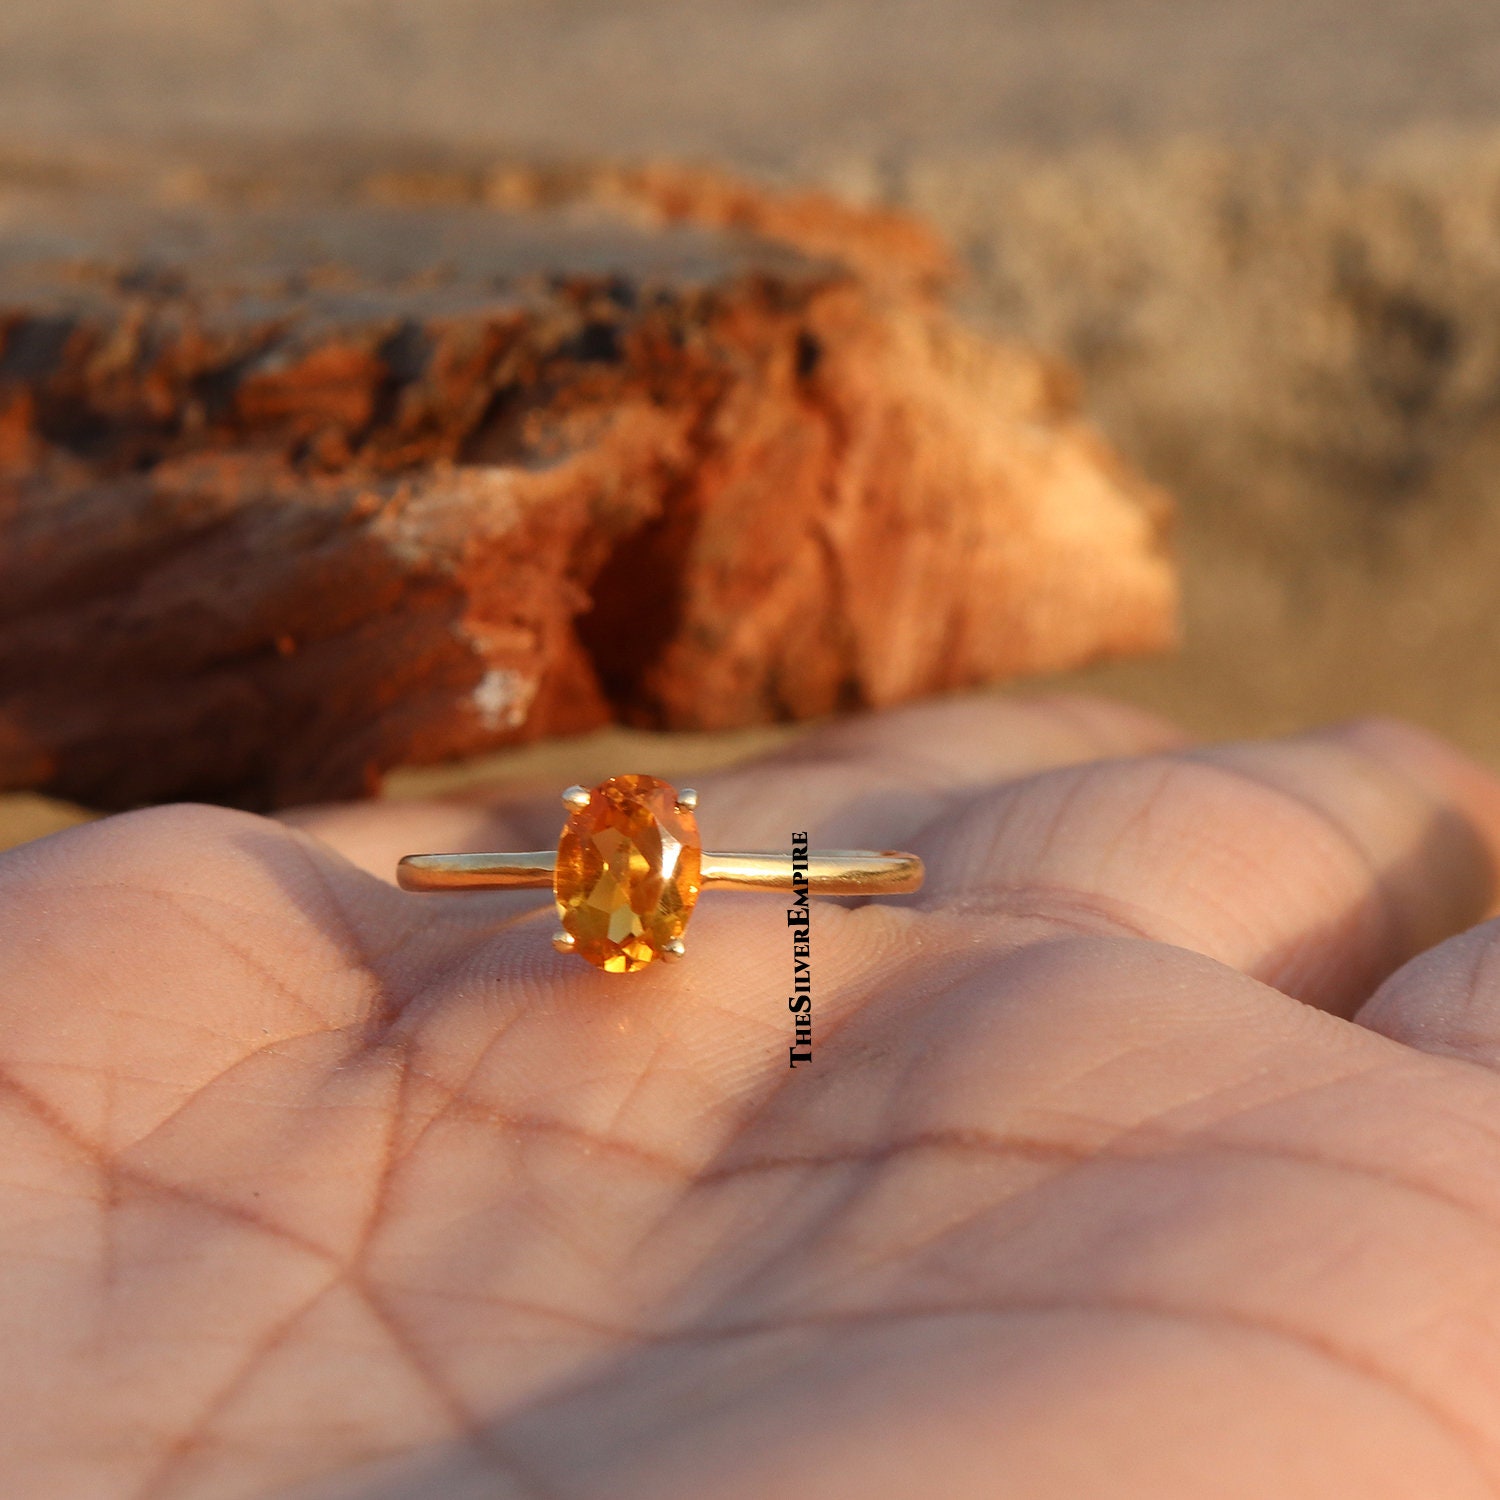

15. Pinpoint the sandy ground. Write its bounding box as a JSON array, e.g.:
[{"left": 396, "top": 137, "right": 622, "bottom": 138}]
[
  {"left": 9, "top": 1, "right": 1500, "bottom": 848},
  {"left": 3, "top": 1, "right": 1500, "bottom": 162}
]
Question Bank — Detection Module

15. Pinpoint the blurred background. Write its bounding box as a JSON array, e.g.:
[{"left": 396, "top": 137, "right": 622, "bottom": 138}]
[
  {"left": 6, "top": 1, "right": 1500, "bottom": 159},
  {"left": 9, "top": 0, "right": 1500, "bottom": 837}
]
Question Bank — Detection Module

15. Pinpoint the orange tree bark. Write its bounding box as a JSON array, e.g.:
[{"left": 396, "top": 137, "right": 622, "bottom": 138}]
[{"left": 0, "top": 159, "right": 1175, "bottom": 808}]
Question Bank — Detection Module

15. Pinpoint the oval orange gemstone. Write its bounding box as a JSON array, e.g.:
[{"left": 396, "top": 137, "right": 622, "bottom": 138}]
[{"left": 554, "top": 775, "right": 702, "bottom": 972}]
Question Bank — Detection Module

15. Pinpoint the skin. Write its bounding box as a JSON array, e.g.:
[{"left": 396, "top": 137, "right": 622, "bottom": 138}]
[{"left": 7, "top": 696, "right": 1500, "bottom": 1499}]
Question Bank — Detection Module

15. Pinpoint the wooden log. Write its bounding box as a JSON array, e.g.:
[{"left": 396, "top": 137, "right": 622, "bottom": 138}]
[{"left": 0, "top": 159, "right": 1176, "bottom": 809}]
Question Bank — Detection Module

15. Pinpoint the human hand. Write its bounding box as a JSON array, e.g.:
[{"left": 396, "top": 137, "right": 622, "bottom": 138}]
[{"left": 6, "top": 695, "right": 1500, "bottom": 1499}]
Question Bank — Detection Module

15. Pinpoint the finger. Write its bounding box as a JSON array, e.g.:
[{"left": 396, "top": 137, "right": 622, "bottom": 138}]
[
  {"left": 278, "top": 796, "right": 544, "bottom": 886},
  {"left": 1357, "top": 918, "right": 1500, "bottom": 1069},
  {"left": 916, "top": 718, "right": 1500, "bottom": 1015},
  {"left": 287, "top": 692, "right": 1185, "bottom": 879},
  {"left": 695, "top": 692, "right": 1186, "bottom": 850}
]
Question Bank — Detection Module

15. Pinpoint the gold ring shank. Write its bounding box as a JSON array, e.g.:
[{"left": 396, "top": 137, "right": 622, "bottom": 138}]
[
  {"left": 396, "top": 849, "right": 923, "bottom": 896},
  {"left": 700, "top": 852, "right": 922, "bottom": 894}
]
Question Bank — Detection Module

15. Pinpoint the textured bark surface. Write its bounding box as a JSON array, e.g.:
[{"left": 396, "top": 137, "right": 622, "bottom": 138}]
[{"left": 0, "top": 158, "right": 1174, "bottom": 809}]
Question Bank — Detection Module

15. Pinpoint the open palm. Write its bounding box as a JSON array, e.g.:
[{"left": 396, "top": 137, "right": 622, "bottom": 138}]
[{"left": 7, "top": 695, "right": 1500, "bottom": 1500}]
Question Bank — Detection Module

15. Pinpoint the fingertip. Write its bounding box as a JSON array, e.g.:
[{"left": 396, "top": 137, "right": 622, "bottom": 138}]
[
  {"left": 764, "top": 690, "right": 1189, "bottom": 775},
  {"left": 1332, "top": 717, "right": 1500, "bottom": 807},
  {"left": 1315, "top": 718, "right": 1500, "bottom": 912},
  {"left": 1015, "top": 692, "right": 1191, "bottom": 758}
]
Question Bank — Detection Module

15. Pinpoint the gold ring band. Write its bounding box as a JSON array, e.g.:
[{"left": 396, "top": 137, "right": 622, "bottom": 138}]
[
  {"left": 395, "top": 773, "right": 923, "bottom": 974},
  {"left": 397, "top": 850, "right": 923, "bottom": 896}
]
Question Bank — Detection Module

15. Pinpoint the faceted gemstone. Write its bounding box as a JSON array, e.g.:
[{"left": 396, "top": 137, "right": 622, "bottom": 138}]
[{"left": 554, "top": 774, "right": 702, "bottom": 972}]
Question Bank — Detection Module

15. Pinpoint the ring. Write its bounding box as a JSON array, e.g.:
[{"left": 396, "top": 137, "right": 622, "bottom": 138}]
[{"left": 396, "top": 774, "right": 924, "bottom": 973}]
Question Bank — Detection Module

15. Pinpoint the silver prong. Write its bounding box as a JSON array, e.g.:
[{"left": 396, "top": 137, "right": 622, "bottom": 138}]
[
  {"left": 562, "top": 784, "right": 591, "bottom": 812},
  {"left": 552, "top": 928, "right": 577, "bottom": 954},
  {"left": 659, "top": 938, "right": 687, "bottom": 963},
  {"left": 675, "top": 787, "right": 698, "bottom": 812}
]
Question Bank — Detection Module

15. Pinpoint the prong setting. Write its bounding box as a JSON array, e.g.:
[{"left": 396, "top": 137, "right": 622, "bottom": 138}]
[
  {"left": 552, "top": 928, "right": 577, "bottom": 954},
  {"left": 562, "top": 784, "right": 591, "bottom": 812},
  {"left": 659, "top": 939, "right": 687, "bottom": 963},
  {"left": 675, "top": 787, "right": 698, "bottom": 812}
]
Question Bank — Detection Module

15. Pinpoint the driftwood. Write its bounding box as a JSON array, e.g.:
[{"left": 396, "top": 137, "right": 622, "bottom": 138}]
[{"left": 0, "top": 158, "right": 1175, "bottom": 809}]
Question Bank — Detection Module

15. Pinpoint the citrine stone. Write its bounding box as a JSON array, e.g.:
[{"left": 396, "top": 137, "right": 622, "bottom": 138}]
[{"left": 554, "top": 775, "right": 702, "bottom": 972}]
